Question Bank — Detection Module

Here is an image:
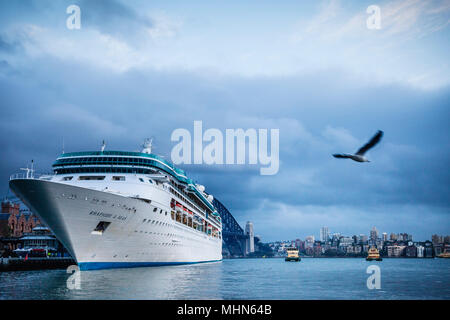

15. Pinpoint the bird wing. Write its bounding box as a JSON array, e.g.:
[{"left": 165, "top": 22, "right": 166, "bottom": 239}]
[
  {"left": 333, "top": 154, "right": 352, "bottom": 159},
  {"left": 355, "top": 130, "right": 383, "bottom": 156}
]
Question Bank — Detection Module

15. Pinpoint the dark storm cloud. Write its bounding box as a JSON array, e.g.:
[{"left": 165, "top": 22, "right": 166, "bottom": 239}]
[{"left": 1, "top": 58, "right": 449, "bottom": 240}]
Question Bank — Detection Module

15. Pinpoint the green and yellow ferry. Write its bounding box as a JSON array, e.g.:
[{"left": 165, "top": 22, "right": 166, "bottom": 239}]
[
  {"left": 366, "top": 247, "right": 382, "bottom": 261},
  {"left": 285, "top": 247, "right": 300, "bottom": 262}
]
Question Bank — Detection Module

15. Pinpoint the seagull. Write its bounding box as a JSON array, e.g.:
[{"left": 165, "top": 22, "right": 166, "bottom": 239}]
[{"left": 333, "top": 130, "right": 383, "bottom": 162}]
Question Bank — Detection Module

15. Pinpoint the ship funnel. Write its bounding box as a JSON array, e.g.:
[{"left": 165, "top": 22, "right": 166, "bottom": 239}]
[{"left": 142, "top": 138, "right": 153, "bottom": 154}]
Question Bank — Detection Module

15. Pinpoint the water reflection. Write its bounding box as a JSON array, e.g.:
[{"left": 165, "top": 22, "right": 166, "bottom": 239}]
[{"left": 1, "top": 259, "right": 449, "bottom": 300}]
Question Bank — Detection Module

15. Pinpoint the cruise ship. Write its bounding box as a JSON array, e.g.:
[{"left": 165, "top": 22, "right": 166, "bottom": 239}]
[{"left": 9, "top": 140, "right": 222, "bottom": 270}]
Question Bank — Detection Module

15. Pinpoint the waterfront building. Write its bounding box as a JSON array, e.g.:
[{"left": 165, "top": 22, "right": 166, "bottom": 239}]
[
  {"left": 346, "top": 245, "right": 362, "bottom": 255},
  {"left": 387, "top": 245, "right": 406, "bottom": 257},
  {"left": 0, "top": 201, "right": 42, "bottom": 238},
  {"left": 245, "top": 221, "right": 255, "bottom": 255},
  {"left": 320, "top": 226, "right": 329, "bottom": 242},
  {"left": 390, "top": 233, "right": 397, "bottom": 241},
  {"left": 405, "top": 245, "right": 417, "bottom": 257},
  {"left": 417, "top": 245, "right": 424, "bottom": 258},
  {"left": 424, "top": 241, "right": 434, "bottom": 258},
  {"left": 433, "top": 243, "right": 444, "bottom": 256}
]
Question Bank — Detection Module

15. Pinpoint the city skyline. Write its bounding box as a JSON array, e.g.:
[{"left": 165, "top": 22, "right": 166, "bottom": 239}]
[{"left": 269, "top": 225, "right": 449, "bottom": 243}]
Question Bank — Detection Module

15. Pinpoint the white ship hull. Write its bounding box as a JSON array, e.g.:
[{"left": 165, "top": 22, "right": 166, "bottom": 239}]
[{"left": 10, "top": 179, "right": 222, "bottom": 270}]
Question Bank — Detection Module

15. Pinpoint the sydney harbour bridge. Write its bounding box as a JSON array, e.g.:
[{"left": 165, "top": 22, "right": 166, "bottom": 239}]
[{"left": 213, "top": 198, "right": 248, "bottom": 257}]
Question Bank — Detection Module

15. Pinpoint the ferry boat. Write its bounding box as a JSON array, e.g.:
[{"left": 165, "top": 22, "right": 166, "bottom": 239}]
[
  {"left": 366, "top": 247, "right": 382, "bottom": 261},
  {"left": 285, "top": 247, "right": 300, "bottom": 262},
  {"left": 9, "top": 140, "right": 222, "bottom": 270},
  {"left": 437, "top": 251, "right": 450, "bottom": 258}
]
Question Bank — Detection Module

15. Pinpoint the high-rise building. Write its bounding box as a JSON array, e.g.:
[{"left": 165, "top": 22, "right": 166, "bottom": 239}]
[
  {"left": 382, "top": 232, "right": 388, "bottom": 242},
  {"left": 320, "top": 226, "right": 329, "bottom": 242},
  {"left": 432, "top": 234, "right": 444, "bottom": 245},
  {"left": 370, "top": 226, "right": 378, "bottom": 240},
  {"left": 305, "top": 235, "right": 315, "bottom": 248},
  {"left": 245, "top": 221, "right": 255, "bottom": 254}
]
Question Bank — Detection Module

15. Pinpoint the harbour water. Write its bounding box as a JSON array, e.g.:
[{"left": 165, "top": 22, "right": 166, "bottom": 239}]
[{"left": 0, "top": 258, "right": 449, "bottom": 300}]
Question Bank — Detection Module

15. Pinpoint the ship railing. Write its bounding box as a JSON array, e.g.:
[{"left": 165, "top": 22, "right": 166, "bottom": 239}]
[{"left": 9, "top": 172, "right": 55, "bottom": 181}]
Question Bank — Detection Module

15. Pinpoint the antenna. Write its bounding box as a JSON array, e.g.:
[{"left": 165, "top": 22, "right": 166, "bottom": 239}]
[
  {"left": 62, "top": 137, "right": 65, "bottom": 154},
  {"left": 101, "top": 140, "right": 106, "bottom": 152},
  {"left": 20, "top": 160, "right": 34, "bottom": 179}
]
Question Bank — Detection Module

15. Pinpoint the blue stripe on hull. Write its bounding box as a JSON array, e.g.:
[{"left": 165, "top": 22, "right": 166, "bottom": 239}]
[{"left": 78, "top": 260, "right": 222, "bottom": 271}]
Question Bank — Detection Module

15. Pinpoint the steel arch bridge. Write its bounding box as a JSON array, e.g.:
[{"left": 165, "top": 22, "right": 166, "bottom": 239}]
[{"left": 213, "top": 198, "right": 247, "bottom": 257}]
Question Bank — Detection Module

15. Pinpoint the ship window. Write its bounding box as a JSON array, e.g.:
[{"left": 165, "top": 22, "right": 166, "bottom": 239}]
[
  {"left": 112, "top": 176, "right": 125, "bottom": 181},
  {"left": 91, "top": 221, "right": 111, "bottom": 235},
  {"left": 148, "top": 179, "right": 153, "bottom": 184},
  {"left": 139, "top": 178, "right": 144, "bottom": 182},
  {"left": 62, "top": 176, "right": 73, "bottom": 181},
  {"left": 79, "top": 176, "right": 105, "bottom": 180},
  {"left": 153, "top": 208, "right": 157, "bottom": 212}
]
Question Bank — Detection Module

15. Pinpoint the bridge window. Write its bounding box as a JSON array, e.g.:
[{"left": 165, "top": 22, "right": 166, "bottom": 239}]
[
  {"left": 79, "top": 176, "right": 105, "bottom": 180},
  {"left": 112, "top": 176, "right": 125, "bottom": 181}
]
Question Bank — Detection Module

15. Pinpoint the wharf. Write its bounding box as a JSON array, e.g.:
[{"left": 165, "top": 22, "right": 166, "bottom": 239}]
[{"left": 0, "top": 257, "right": 76, "bottom": 271}]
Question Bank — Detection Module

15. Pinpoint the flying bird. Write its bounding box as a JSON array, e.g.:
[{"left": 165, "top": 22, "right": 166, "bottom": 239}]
[{"left": 333, "top": 130, "right": 383, "bottom": 162}]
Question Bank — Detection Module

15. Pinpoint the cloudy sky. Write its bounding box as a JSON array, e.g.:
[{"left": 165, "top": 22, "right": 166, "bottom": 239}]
[{"left": 0, "top": 0, "right": 449, "bottom": 241}]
